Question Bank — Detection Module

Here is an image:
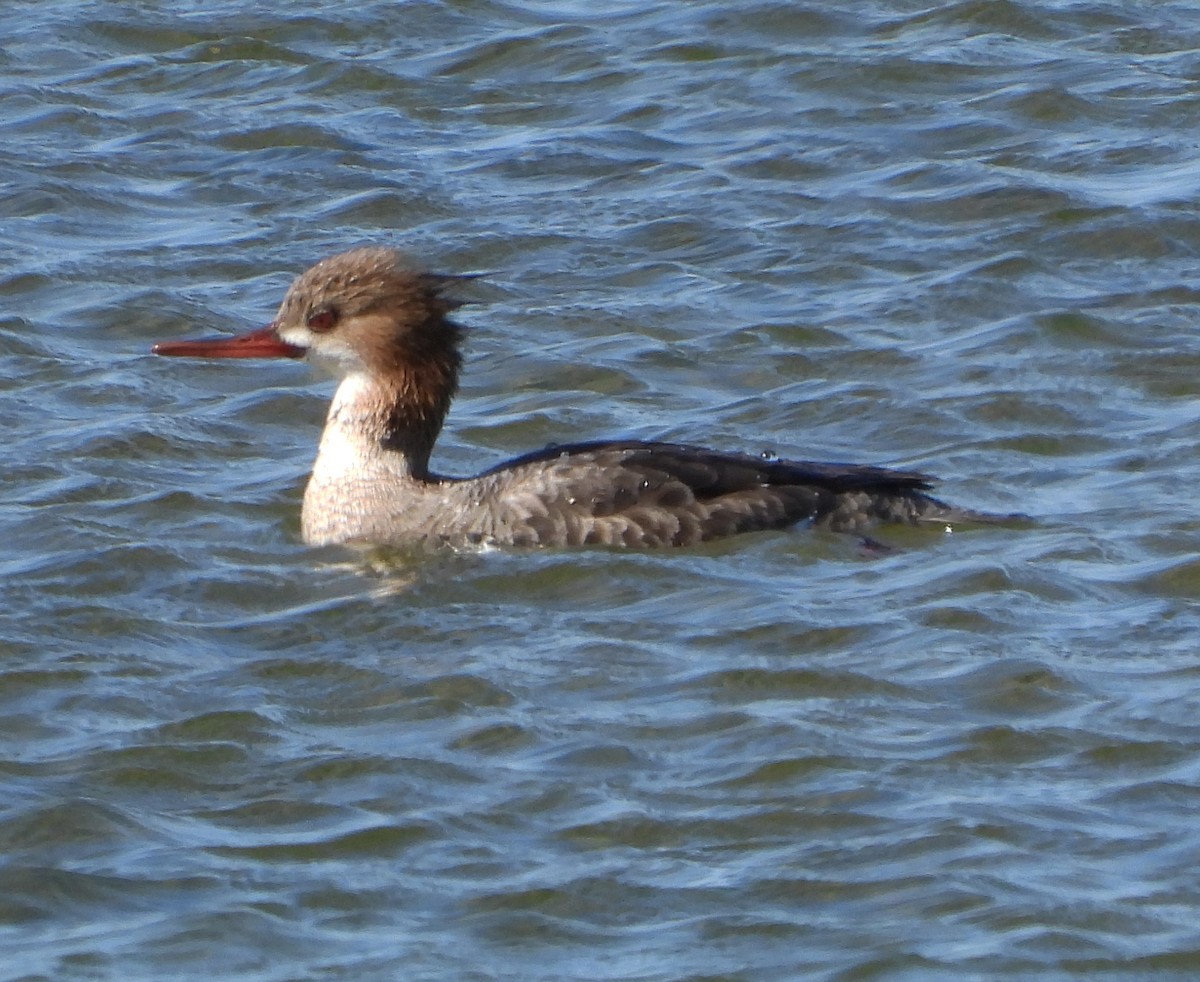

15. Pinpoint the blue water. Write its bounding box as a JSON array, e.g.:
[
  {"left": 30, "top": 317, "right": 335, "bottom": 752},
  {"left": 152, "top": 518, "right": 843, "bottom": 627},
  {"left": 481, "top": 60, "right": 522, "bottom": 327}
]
[{"left": 4, "top": 2, "right": 1200, "bottom": 979}]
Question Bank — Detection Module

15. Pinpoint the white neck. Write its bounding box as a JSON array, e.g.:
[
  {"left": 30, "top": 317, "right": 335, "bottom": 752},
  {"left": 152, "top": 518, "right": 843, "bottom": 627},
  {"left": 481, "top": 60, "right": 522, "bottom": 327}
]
[{"left": 311, "top": 372, "right": 420, "bottom": 483}]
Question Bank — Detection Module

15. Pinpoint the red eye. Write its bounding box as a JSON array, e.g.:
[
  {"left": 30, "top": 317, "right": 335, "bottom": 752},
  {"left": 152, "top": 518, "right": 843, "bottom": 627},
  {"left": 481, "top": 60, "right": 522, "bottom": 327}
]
[{"left": 307, "top": 307, "right": 337, "bottom": 332}]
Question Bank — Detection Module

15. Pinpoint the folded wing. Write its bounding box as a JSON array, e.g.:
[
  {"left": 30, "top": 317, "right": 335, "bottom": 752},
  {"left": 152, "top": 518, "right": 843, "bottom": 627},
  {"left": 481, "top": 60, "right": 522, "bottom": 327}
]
[{"left": 466, "top": 440, "right": 953, "bottom": 547}]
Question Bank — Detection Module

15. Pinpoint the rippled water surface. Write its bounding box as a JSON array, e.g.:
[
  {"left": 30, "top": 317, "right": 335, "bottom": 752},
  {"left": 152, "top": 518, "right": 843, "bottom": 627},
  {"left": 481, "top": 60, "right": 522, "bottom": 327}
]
[{"left": 5, "top": 1, "right": 1200, "bottom": 978}]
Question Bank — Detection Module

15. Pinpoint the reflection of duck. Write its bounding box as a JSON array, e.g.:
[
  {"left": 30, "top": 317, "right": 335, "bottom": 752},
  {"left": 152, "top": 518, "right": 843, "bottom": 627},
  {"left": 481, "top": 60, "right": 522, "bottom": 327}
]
[{"left": 154, "top": 247, "right": 1006, "bottom": 549}]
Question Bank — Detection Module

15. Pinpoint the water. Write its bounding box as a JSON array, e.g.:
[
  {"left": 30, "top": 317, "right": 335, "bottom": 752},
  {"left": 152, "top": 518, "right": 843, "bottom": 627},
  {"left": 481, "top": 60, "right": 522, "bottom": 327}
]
[{"left": 4, "top": 1, "right": 1200, "bottom": 978}]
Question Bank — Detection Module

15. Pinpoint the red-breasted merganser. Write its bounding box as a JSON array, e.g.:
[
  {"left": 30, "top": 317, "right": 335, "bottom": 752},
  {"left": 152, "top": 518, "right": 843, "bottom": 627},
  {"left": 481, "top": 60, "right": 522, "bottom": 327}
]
[{"left": 154, "top": 247, "right": 1007, "bottom": 550}]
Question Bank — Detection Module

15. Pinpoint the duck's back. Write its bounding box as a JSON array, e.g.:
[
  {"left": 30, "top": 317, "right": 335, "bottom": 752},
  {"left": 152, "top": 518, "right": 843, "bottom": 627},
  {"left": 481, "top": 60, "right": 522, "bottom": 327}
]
[{"left": 441, "top": 440, "right": 958, "bottom": 549}]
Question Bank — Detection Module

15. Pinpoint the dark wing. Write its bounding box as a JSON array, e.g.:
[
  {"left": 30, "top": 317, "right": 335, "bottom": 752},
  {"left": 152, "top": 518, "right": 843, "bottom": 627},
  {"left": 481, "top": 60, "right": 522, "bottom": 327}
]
[{"left": 472, "top": 440, "right": 946, "bottom": 547}]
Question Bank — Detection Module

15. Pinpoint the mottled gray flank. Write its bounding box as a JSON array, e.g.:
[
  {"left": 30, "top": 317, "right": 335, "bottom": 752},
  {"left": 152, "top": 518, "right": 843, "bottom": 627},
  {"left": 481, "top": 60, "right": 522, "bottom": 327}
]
[{"left": 310, "top": 436, "right": 974, "bottom": 548}]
